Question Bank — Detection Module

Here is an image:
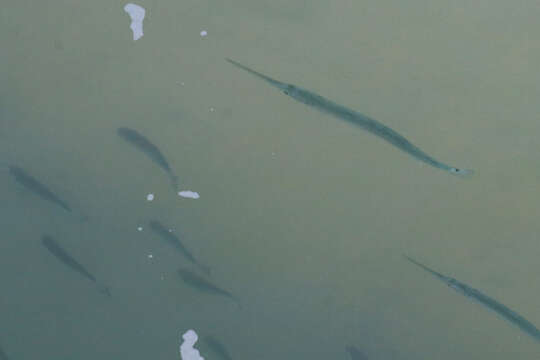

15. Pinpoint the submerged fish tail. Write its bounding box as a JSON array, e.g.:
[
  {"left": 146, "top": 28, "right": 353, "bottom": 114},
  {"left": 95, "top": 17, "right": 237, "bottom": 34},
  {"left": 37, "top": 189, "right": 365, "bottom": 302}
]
[
  {"left": 98, "top": 284, "right": 112, "bottom": 297},
  {"left": 170, "top": 173, "right": 180, "bottom": 191}
]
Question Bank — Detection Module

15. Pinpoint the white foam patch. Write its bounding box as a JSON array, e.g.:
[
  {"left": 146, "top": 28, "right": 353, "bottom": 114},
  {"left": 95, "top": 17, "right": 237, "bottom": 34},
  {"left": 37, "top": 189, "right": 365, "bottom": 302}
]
[
  {"left": 178, "top": 191, "right": 200, "bottom": 199},
  {"left": 124, "top": 3, "right": 146, "bottom": 41},
  {"left": 180, "top": 330, "right": 204, "bottom": 360}
]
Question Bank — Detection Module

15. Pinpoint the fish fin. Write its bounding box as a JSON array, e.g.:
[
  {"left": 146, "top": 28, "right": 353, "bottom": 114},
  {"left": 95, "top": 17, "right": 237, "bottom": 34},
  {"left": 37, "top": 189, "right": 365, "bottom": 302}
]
[
  {"left": 229, "top": 295, "right": 242, "bottom": 310},
  {"left": 235, "top": 298, "right": 243, "bottom": 310},
  {"left": 170, "top": 174, "right": 180, "bottom": 191},
  {"left": 98, "top": 284, "right": 112, "bottom": 297},
  {"left": 60, "top": 202, "right": 73, "bottom": 212},
  {"left": 449, "top": 167, "right": 474, "bottom": 178}
]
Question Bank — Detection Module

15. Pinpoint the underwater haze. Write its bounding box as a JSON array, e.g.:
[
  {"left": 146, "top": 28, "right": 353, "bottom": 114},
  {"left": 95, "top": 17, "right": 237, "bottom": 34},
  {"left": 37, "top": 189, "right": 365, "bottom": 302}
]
[{"left": 1, "top": 0, "right": 540, "bottom": 359}]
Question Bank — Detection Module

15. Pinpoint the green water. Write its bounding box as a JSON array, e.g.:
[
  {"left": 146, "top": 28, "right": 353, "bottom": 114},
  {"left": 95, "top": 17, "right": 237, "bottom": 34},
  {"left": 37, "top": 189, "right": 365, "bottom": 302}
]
[{"left": 1, "top": 0, "right": 540, "bottom": 359}]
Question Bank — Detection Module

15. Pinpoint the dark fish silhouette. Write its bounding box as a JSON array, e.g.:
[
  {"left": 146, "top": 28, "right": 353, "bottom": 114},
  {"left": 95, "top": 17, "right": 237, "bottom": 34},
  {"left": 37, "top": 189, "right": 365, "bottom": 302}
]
[
  {"left": 404, "top": 255, "right": 540, "bottom": 342},
  {"left": 149, "top": 220, "right": 210, "bottom": 275},
  {"left": 203, "top": 336, "right": 233, "bottom": 360},
  {"left": 346, "top": 346, "right": 368, "bottom": 360},
  {"left": 41, "top": 235, "right": 110, "bottom": 296},
  {"left": 177, "top": 268, "right": 240, "bottom": 307},
  {"left": 9, "top": 165, "right": 72, "bottom": 212},
  {"left": 226, "top": 59, "right": 472, "bottom": 177},
  {"left": 117, "top": 127, "right": 179, "bottom": 190}
]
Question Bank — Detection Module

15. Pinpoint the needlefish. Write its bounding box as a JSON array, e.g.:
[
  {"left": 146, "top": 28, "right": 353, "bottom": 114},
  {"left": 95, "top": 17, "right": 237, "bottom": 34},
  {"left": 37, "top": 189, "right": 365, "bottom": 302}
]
[
  {"left": 41, "top": 235, "right": 111, "bottom": 297},
  {"left": 226, "top": 59, "right": 473, "bottom": 177},
  {"left": 149, "top": 220, "right": 211, "bottom": 275},
  {"left": 9, "top": 165, "right": 72, "bottom": 212},
  {"left": 404, "top": 255, "right": 540, "bottom": 342},
  {"left": 117, "top": 127, "right": 179, "bottom": 190},
  {"left": 177, "top": 268, "right": 241, "bottom": 308}
]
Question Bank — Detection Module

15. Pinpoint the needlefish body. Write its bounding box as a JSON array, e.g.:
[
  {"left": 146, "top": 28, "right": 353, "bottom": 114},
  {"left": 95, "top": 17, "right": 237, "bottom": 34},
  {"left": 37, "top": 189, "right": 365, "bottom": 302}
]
[
  {"left": 117, "top": 127, "right": 179, "bottom": 190},
  {"left": 9, "top": 165, "right": 72, "bottom": 212},
  {"left": 149, "top": 220, "right": 211, "bottom": 275},
  {"left": 177, "top": 268, "right": 241, "bottom": 308},
  {"left": 226, "top": 59, "right": 472, "bottom": 177},
  {"left": 42, "top": 235, "right": 111, "bottom": 296},
  {"left": 404, "top": 255, "right": 540, "bottom": 342}
]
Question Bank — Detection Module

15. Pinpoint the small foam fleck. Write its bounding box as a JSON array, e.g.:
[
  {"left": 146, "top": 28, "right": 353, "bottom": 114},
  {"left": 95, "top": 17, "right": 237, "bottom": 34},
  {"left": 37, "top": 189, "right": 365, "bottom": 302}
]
[
  {"left": 124, "top": 3, "right": 146, "bottom": 41},
  {"left": 178, "top": 191, "right": 200, "bottom": 199},
  {"left": 180, "top": 329, "right": 204, "bottom": 360}
]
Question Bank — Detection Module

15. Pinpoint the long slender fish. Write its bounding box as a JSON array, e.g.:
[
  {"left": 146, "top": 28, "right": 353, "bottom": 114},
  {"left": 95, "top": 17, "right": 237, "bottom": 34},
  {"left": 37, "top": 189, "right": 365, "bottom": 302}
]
[
  {"left": 346, "top": 345, "right": 368, "bottom": 360},
  {"left": 117, "top": 127, "right": 179, "bottom": 190},
  {"left": 9, "top": 165, "right": 72, "bottom": 212},
  {"left": 41, "top": 235, "right": 110, "bottom": 296},
  {"left": 203, "top": 335, "right": 233, "bottom": 360},
  {"left": 404, "top": 255, "right": 540, "bottom": 342},
  {"left": 149, "top": 220, "right": 211, "bottom": 275},
  {"left": 226, "top": 59, "right": 472, "bottom": 177},
  {"left": 177, "top": 268, "right": 241, "bottom": 307}
]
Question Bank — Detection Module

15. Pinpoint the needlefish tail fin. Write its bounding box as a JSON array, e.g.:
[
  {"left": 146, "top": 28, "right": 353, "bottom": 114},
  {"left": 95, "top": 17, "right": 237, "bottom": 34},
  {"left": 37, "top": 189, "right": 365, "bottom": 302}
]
[
  {"left": 59, "top": 201, "right": 72, "bottom": 212},
  {"left": 73, "top": 209, "right": 90, "bottom": 223},
  {"left": 98, "top": 284, "right": 112, "bottom": 297},
  {"left": 170, "top": 174, "right": 180, "bottom": 191},
  {"left": 448, "top": 167, "right": 474, "bottom": 178},
  {"left": 224, "top": 291, "right": 242, "bottom": 309},
  {"left": 232, "top": 296, "right": 243, "bottom": 310}
]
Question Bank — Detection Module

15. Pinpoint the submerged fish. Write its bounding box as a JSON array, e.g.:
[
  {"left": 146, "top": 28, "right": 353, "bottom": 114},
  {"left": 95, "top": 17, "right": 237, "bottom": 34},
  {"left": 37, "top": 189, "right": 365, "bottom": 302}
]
[
  {"left": 226, "top": 59, "right": 472, "bottom": 177},
  {"left": 117, "top": 127, "right": 179, "bottom": 190},
  {"left": 404, "top": 255, "right": 540, "bottom": 342},
  {"left": 346, "top": 346, "right": 368, "bottom": 360},
  {"left": 177, "top": 268, "right": 240, "bottom": 307},
  {"left": 203, "top": 335, "right": 233, "bottom": 360},
  {"left": 9, "top": 165, "right": 72, "bottom": 212},
  {"left": 149, "top": 220, "right": 210, "bottom": 275},
  {"left": 41, "top": 235, "right": 110, "bottom": 296}
]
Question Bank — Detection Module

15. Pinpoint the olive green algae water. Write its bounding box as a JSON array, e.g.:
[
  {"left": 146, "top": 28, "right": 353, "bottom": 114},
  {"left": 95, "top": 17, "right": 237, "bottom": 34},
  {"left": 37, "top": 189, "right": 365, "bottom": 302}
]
[{"left": 1, "top": 1, "right": 540, "bottom": 359}]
